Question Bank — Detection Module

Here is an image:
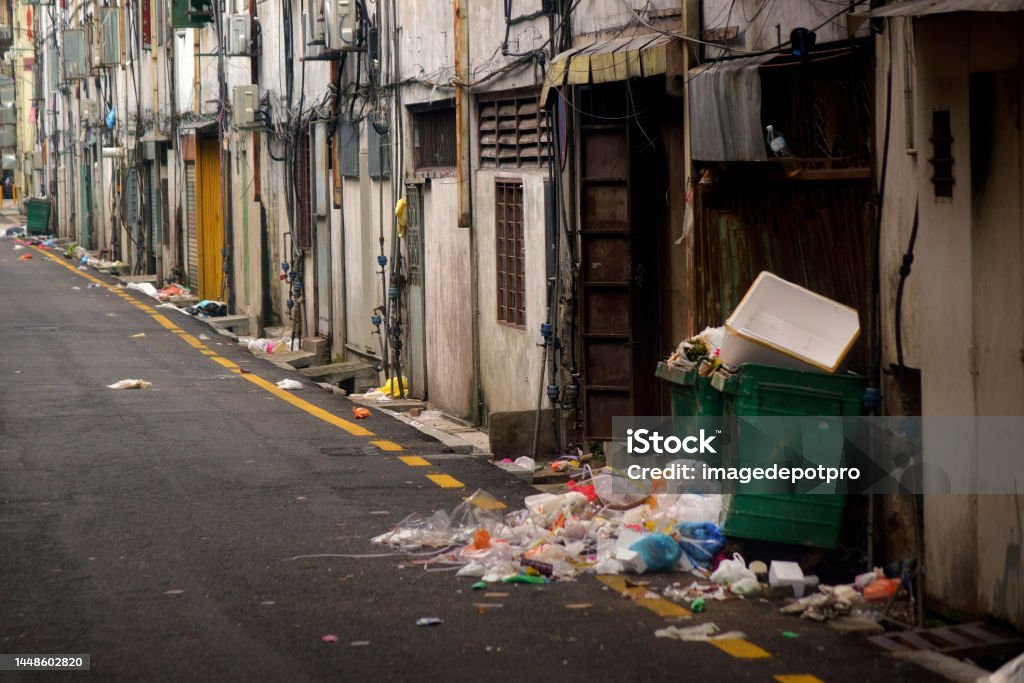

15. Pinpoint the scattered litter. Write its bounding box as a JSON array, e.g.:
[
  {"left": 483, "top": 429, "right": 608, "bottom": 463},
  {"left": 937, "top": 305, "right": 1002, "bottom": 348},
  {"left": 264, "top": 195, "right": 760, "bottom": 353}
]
[
  {"left": 198, "top": 333, "right": 210, "bottom": 340},
  {"left": 416, "top": 617, "right": 443, "bottom": 627},
  {"left": 349, "top": 641, "right": 371, "bottom": 647},
  {"left": 352, "top": 406, "right": 372, "bottom": 419},
  {"left": 185, "top": 300, "right": 228, "bottom": 317},
  {"left": 690, "top": 597, "right": 706, "bottom": 613},
  {"left": 770, "top": 561, "right": 807, "bottom": 597},
  {"left": 72, "top": 286, "right": 81, "bottom": 290},
  {"left": 369, "top": 510, "right": 389, "bottom": 516},
  {"left": 483, "top": 592, "right": 509, "bottom": 598},
  {"left": 782, "top": 631, "right": 800, "bottom": 638},
  {"left": 321, "top": 634, "right": 339, "bottom": 643},
  {"left": 127, "top": 282, "right": 160, "bottom": 299},
  {"left": 470, "top": 582, "right": 487, "bottom": 591},
  {"left": 565, "top": 603, "right": 593, "bottom": 610},
  {"left": 156, "top": 303, "right": 191, "bottom": 315},
  {"left": 276, "top": 379, "right": 303, "bottom": 391},
  {"left": 18, "top": 253, "right": 33, "bottom": 261},
  {"left": 260, "top": 601, "right": 275, "bottom": 605},
  {"left": 473, "top": 603, "right": 503, "bottom": 613},
  {"left": 163, "top": 589, "right": 184, "bottom": 595},
  {"left": 107, "top": 379, "right": 152, "bottom": 390},
  {"left": 655, "top": 623, "right": 747, "bottom": 642},
  {"left": 13, "top": 244, "right": 24, "bottom": 250},
  {"left": 156, "top": 284, "right": 191, "bottom": 301},
  {"left": 780, "top": 588, "right": 853, "bottom": 621},
  {"left": 502, "top": 575, "right": 548, "bottom": 585},
  {"left": 240, "top": 368, "right": 252, "bottom": 374},
  {"left": 130, "top": 333, "right": 146, "bottom": 339},
  {"left": 87, "top": 283, "right": 101, "bottom": 288}
]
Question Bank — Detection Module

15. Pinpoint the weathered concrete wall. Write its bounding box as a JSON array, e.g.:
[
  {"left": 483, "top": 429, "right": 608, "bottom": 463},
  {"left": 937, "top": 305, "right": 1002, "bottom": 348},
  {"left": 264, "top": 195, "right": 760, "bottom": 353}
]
[{"left": 700, "top": 0, "right": 867, "bottom": 55}]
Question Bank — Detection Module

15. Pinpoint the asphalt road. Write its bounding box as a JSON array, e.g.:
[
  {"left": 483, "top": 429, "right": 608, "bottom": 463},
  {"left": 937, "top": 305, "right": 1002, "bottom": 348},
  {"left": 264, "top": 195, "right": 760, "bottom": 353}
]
[{"left": 0, "top": 242, "right": 941, "bottom": 682}]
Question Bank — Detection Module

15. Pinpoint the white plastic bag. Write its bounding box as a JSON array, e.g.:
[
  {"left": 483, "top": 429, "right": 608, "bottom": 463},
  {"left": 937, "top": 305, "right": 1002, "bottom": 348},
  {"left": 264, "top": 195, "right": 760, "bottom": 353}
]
[
  {"left": 276, "top": 379, "right": 303, "bottom": 390},
  {"left": 107, "top": 379, "right": 152, "bottom": 390},
  {"left": 710, "top": 553, "right": 758, "bottom": 585}
]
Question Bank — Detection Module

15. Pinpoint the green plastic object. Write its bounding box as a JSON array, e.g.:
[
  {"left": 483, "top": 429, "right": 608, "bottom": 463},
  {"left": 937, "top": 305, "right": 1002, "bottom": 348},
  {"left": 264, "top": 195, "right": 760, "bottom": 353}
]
[
  {"left": 25, "top": 198, "right": 51, "bottom": 235},
  {"left": 502, "top": 574, "right": 548, "bottom": 585},
  {"left": 690, "top": 597, "right": 705, "bottom": 613},
  {"left": 470, "top": 581, "right": 487, "bottom": 591},
  {"left": 782, "top": 631, "right": 800, "bottom": 639}
]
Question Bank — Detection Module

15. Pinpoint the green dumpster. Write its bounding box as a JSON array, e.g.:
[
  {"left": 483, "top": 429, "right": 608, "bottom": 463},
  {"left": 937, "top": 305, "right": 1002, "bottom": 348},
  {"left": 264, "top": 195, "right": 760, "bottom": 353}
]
[
  {"left": 25, "top": 198, "right": 52, "bottom": 236},
  {"left": 711, "top": 363, "right": 866, "bottom": 549}
]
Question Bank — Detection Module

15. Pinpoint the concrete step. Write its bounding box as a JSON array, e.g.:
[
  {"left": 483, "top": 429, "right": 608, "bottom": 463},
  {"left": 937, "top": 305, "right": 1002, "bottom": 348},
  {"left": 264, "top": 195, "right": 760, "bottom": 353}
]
[
  {"left": 255, "top": 349, "right": 317, "bottom": 369},
  {"left": 118, "top": 274, "right": 159, "bottom": 285},
  {"left": 300, "top": 360, "right": 378, "bottom": 393},
  {"left": 207, "top": 314, "right": 251, "bottom": 337}
]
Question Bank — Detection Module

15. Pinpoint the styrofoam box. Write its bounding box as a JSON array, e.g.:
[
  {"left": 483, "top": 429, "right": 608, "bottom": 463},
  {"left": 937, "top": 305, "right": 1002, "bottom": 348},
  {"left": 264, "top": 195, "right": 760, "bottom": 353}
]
[{"left": 719, "top": 272, "right": 860, "bottom": 373}]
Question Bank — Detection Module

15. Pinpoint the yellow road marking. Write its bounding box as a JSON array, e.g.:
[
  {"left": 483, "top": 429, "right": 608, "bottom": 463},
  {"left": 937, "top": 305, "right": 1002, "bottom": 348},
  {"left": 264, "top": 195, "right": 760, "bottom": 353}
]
[
  {"left": 399, "top": 456, "right": 430, "bottom": 467},
  {"left": 200, "top": 349, "right": 217, "bottom": 356},
  {"left": 775, "top": 676, "right": 825, "bottom": 683},
  {"left": 466, "top": 490, "right": 507, "bottom": 510},
  {"left": 596, "top": 575, "right": 691, "bottom": 618},
  {"left": 179, "top": 334, "right": 207, "bottom": 349},
  {"left": 34, "top": 245, "right": 385, "bottom": 442},
  {"left": 710, "top": 639, "right": 772, "bottom": 660},
  {"left": 426, "top": 474, "right": 465, "bottom": 489},
  {"left": 240, "top": 374, "right": 374, "bottom": 436},
  {"left": 371, "top": 439, "right": 403, "bottom": 451},
  {"left": 150, "top": 314, "right": 180, "bottom": 331}
]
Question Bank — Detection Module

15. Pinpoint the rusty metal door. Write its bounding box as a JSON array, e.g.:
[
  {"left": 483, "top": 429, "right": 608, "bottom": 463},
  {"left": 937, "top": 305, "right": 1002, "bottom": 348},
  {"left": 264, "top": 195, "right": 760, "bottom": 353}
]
[{"left": 580, "top": 123, "right": 632, "bottom": 439}]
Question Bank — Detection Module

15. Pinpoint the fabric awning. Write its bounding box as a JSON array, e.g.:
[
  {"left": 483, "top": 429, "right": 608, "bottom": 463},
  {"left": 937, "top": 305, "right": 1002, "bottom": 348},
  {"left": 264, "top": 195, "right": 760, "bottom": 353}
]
[
  {"left": 541, "top": 32, "right": 677, "bottom": 102},
  {"left": 869, "top": 0, "right": 1024, "bottom": 16}
]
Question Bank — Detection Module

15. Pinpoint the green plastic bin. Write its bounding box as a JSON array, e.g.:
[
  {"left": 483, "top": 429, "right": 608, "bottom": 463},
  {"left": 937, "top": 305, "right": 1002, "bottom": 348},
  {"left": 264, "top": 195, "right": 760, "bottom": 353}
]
[
  {"left": 655, "top": 361, "right": 723, "bottom": 418},
  {"left": 712, "top": 363, "right": 865, "bottom": 549},
  {"left": 25, "top": 198, "right": 51, "bottom": 236}
]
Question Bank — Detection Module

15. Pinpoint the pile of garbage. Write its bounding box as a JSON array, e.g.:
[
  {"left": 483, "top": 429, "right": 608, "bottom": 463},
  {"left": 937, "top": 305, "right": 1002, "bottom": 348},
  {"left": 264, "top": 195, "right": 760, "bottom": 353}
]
[
  {"left": 372, "top": 470, "right": 727, "bottom": 584},
  {"left": 666, "top": 326, "right": 724, "bottom": 369},
  {"left": 66, "top": 244, "right": 126, "bottom": 272},
  {"left": 239, "top": 335, "right": 299, "bottom": 354},
  {"left": 185, "top": 300, "right": 228, "bottom": 317}
]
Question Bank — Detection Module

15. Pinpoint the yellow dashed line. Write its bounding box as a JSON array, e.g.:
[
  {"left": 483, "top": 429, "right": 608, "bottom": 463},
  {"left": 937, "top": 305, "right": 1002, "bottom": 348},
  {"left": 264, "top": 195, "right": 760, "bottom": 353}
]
[
  {"left": 426, "top": 474, "right": 465, "bottom": 489},
  {"left": 200, "top": 349, "right": 217, "bottom": 356},
  {"left": 210, "top": 356, "right": 239, "bottom": 369},
  {"left": 398, "top": 456, "right": 430, "bottom": 467},
  {"left": 149, "top": 314, "right": 180, "bottom": 331},
  {"left": 709, "top": 639, "right": 772, "bottom": 660},
  {"left": 240, "top": 374, "right": 374, "bottom": 436},
  {"left": 371, "top": 439, "right": 403, "bottom": 451},
  {"left": 179, "top": 334, "right": 207, "bottom": 349},
  {"left": 775, "top": 676, "right": 825, "bottom": 683},
  {"left": 596, "top": 576, "right": 691, "bottom": 618}
]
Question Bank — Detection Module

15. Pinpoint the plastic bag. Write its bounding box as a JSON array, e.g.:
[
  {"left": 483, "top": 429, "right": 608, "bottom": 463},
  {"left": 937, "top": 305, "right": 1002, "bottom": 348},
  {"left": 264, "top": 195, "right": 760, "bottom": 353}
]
[
  {"left": 710, "top": 553, "right": 758, "bottom": 586},
  {"left": 107, "top": 379, "right": 152, "bottom": 390},
  {"left": 629, "top": 533, "right": 683, "bottom": 572},
  {"left": 276, "top": 379, "right": 303, "bottom": 390},
  {"left": 676, "top": 522, "right": 725, "bottom": 569}
]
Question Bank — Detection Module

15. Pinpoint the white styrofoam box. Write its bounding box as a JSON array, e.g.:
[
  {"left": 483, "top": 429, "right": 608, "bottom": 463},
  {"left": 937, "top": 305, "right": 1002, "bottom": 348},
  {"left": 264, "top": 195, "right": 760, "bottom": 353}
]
[
  {"left": 769, "top": 560, "right": 806, "bottom": 597},
  {"left": 719, "top": 271, "right": 860, "bottom": 373}
]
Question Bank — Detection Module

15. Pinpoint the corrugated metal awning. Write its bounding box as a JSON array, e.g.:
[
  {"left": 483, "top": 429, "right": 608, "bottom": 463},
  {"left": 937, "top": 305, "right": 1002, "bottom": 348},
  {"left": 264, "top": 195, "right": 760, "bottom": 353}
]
[
  {"left": 542, "top": 33, "right": 676, "bottom": 101},
  {"left": 870, "top": 0, "right": 1024, "bottom": 17}
]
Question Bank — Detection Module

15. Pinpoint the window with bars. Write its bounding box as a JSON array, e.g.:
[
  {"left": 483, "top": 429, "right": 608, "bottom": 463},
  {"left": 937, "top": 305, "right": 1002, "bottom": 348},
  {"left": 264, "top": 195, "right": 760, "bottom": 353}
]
[
  {"left": 495, "top": 179, "right": 525, "bottom": 327},
  {"left": 479, "top": 96, "right": 551, "bottom": 168},
  {"left": 412, "top": 104, "right": 457, "bottom": 171}
]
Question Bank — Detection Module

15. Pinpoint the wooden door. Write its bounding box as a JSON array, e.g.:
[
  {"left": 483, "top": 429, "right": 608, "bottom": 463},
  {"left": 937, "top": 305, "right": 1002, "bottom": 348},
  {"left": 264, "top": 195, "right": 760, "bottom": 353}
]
[{"left": 196, "top": 138, "right": 224, "bottom": 301}]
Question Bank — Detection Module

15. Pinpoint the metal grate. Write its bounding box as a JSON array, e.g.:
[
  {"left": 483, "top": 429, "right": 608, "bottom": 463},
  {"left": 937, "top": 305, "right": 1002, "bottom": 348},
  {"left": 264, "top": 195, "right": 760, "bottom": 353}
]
[
  {"left": 185, "top": 162, "right": 198, "bottom": 287},
  {"left": 294, "top": 127, "right": 312, "bottom": 249},
  {"left": 495, "top": 179, "right": 525, "bottom": 327},
  {"left": 412, "top": 105, "right": 456, "bottom": 170},
  {"left": 479, "top": 96, "right": 551, "bottom": 168}
]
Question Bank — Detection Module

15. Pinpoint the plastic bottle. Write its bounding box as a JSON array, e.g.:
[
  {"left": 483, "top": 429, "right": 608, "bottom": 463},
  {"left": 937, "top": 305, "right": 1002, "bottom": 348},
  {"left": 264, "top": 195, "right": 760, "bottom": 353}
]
[{"left": 766, "top": 125, "right": 793, "bottom": 157}]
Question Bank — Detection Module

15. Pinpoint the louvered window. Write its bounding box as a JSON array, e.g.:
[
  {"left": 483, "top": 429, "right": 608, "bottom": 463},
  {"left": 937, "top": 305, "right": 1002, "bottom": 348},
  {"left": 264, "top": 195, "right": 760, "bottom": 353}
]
[{"left": 479, "top": 96, "right": 551, "bottom": 168}]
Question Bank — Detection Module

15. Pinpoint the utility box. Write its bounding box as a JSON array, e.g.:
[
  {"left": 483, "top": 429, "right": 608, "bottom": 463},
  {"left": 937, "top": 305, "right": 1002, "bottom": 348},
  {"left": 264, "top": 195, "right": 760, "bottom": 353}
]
[
  {"left": 171, "top": 0, "right": 214, "bottom": 29},
  {"left": 232, "top": 85, "right": 260, "bottom": 128},
  {"left": 324, "top": 0, "right": 358, "bottom": 50},
  {"left": 228, "top": 15, "right": 251, "bottom": 56}
]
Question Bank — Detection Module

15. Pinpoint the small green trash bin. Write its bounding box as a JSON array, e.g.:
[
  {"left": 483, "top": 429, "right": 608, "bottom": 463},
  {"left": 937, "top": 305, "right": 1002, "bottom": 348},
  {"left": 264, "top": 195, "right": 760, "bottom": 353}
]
[
  {"left": 711, "top": 363, "right": 866, "bottom": 549},
  {"left": 25, "top": 198, "right": 52, "bottom": 236}
]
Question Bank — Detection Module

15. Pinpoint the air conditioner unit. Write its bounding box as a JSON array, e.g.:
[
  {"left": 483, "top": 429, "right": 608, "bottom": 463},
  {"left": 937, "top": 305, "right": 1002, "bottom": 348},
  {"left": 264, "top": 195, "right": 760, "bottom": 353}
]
[
  {"left": 232, "top": 84, "right": 259, "bottom": 128},
  {"left": 324, "top": 0, "right": 358, "bottom": 50},
  {"left": 302, "top": 12, "right": 322, "bottom": 58},
  {"left": 305, "top": 0, "right": 325, "bottom": 46},
  {"left": 80, "top": 99, "right": 98, "bottom": 123},
  {"left": 228, "top": 15, "right": 250, "bottom": 56}
]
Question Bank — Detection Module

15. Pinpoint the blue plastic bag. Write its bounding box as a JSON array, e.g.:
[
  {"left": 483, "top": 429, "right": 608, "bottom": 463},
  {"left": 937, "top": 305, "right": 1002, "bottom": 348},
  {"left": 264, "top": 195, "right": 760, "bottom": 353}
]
[
  {"left": 676, "top": 522, "right": 725, "bottom": 569},
  {"left": 629, "top": 533, "right": 683, "bottom": 572}
]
